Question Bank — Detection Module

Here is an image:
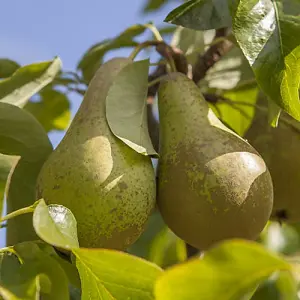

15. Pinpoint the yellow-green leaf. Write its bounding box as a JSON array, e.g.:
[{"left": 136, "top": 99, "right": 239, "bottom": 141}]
[
  {"left": 155, "top": 240, "right": 292, "bottom": 300},
  {"left": 73, "top": 248, "right": 163, "bottom": 300}
]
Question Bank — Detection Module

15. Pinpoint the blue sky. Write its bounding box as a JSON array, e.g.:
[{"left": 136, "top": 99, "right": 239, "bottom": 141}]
[{"left": 0, "top": 0, "right": 177, "bottom": 247}]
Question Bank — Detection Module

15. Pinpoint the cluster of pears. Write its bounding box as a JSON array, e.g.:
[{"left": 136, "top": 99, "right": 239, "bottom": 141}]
[{"left": 36, "top": 58, "right": 274, "bottom": 251}]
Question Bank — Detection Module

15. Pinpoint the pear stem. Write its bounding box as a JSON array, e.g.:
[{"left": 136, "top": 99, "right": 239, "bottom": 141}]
[
  {"left": 142, "top": 23, "right": 164, "bottom": 41},
  {"left": 129, "top": 41, "right": 161, "bottom": 60},
  {"left": 148, "top": 75, "right": 168, "bottom": 88}
]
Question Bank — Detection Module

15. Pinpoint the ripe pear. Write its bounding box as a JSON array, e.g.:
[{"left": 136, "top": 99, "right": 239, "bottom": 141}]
[
  {"left": 245, "top": 107, "right": 300, "bottom": 223},
  {"left": 36, "top": 57, "right": 156, "bottom": 249},
  {"left": 157, "top": 73, "right": 273, "bottom": 250}
]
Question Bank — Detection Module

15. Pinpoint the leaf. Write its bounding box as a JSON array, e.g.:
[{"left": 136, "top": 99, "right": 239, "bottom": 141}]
[
  {"left": 267, "top": 99, "right": 281, "bottom": 128},
  {"left": 73, "top": 248, "right": 163, "bottom": 300},
  {"left": 13, "top": 242, "right": 70, "bottom": 300},
  {"left": 155, "top": 239, "right": 292, "bottom": 300},
  {"left": 0, "top": 251, "right": 39, "bottom": 300},
  {"left": 0, "top": 102, "right": 53, "bottom": 245},
  {"left": 0, "top": 154, "right": 18, "bottom": 215},
  {"left": 25, "top": 88, "right": 71, "bottom": 132},
  {"left": 149, "top": 226, "right": 187, "bottom": 268},
  {"left": 231, "top": 2, "right": 300, "bottom": 120},
  {"left": 33, "top": 199, "right": 79, "bottom": 250},
  {"left": 0, "top": 102, "right": 52, "bottom": 160},
  {"left": 252, "top": 271, "right": 298, "bottom": 300},
  {"left": 215, "top": 83, "right": 259, "bottom": 136},
  {"left": 37, "top": 242, "right": 81, "bottom": 289},
  {"left": 165, "top": 0, "right": 233, "bottom": 30},
  {"left": 282, "top": 0, "right": 300, "bottom": 15},
  {"left": 0, "top": 57, "right": 62, "bottom": 108},
  {"left": 143, "top": 0, "right": 168, "bottom": 12},
  {"left": 106, "top": 59, "right": 158, "bottom": 156},
  {"left": 77, "top": 24, "right": 146, "bottom": 83},
  {"left": 0, "top": 59, "right": 20, "bottom": 78}
]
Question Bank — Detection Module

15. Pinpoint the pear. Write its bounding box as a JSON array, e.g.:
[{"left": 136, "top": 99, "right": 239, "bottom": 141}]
[
  {"left": 157, "top": 73, "right": 273, "bottom": 250},
  {"left": 36, "top": 57, "right": 156, "bottom": 249},
  {"left": 245, "top": 107, "right": 300, "bottom": 223}
]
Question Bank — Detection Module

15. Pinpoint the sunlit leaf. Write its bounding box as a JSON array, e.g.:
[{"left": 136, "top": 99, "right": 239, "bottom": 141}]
[
  {"left": 73, "top": 248, "right": 163, "bottom": 300},
  {"left": 232, "top": 2, "right": 300, "bottom": 120},
  {"left": 33, "top": 199, "right": 79, "bottom": 250},
  {"left": 25, "top": 88, "right": 71, "bottom": 132},
  {"left": 106, "top": 59, "right": 158, "bottom": 156},
  {"left": 0, "top": 57, "right": 62, "bottom": 108},
  {"left": 215, "top": 83, "right": 259, "bottom": 137},
  {"left": 0, "top": 59, "right": 20, "bottom": 78},
  {"left": 155, "top": 240, "right": 292, "bottom": 300}
]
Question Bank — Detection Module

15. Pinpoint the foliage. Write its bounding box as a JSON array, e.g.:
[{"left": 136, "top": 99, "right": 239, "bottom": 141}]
[{"left": 0, "top": 0, "right": 300, "bottom": 299}]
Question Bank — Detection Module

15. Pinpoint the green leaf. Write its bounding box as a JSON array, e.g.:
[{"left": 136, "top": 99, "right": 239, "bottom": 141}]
[
  {"left": 106, "top": 59, "right": 158, "bottom": 156},
  {"left": 25, "top": 88, "right": 71, "bottom": 132},
  {"left": 0, "top": 251, "right": 39, "bottom": 300},
  {"left": 283, "top": 0, "right": 300, "bottom": 15},
  {"left": 143, "top": 0, "right": 168, "bottom": 12},
  {"left": 267, "top": 99, "right": 281, "bottom": 128},
  {"left": 149, "top": 226, "right": 187, "bottom": 268},
  {"left": 155, "top": 239, "right": 292, "bottom": 300},
  {"left": 77, "top": 24, "right": 146, "bottom": 83},
  {"left": 33, "top": 199, "right": 79, "bottom": 250},
  {"left": 0, "top": 154, "right": 18, "bottom": 216},
  {"left": 215, "top": 83, "right": 259, "bottom": 137},
  {"left": 232, "top": 3, "right": 300, "bottom": 120},
  {"left": 37, "top": 242, "right": 81, "bottom": 289},
  {"left": 165, "top": 0, "right": 232, "bottom": 30},
  {"left": 73, "top": 248, "right": 163, "bottom": 300},
  {"left": 13, "top": 242, "right": 70, "bottom": 300},
  {"left": 0, "top": 57, "right": 62, "bottom": 108},
  {"left": 0, "top": 102, "right": 52, "bottom": 160},
  {"left": 0, "top": 102, "right": 53, "bottom": 245},
  {"left": 0, "top": 59, "right": 20, "bottom": 78},
  {"left": 252, "top": 271, "right": 298, "bottom": 300}
]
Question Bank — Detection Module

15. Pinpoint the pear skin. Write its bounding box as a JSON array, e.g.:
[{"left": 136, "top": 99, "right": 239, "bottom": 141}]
[
  {"left": 245, "top": 108, "right": 300, "bottom": 223},
  {"left": 36, "top": 58, "right": 156, "bottom": 249},
  {"left": 157, "top": 73, "right": 273, "bottom": 250}
]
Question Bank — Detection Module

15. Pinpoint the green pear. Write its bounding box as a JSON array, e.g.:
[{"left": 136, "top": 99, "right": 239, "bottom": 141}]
[
  {"left": 245, "top": 107, "right": 300, "bottom": 223},
  {"left": 157, "top": 73, "right": 273, "bottom": 250},
  {"left": 36, "top": 57, "right": 156, "bottom": 249}
]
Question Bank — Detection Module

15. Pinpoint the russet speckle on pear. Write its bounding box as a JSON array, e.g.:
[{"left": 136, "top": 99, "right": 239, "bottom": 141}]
[
  {"left": 157, "top": 72, "right": 273, "bottom": 250},
  {"left": 245, "top": 107, "right": 300, "bottom": 223},
  {"left": 36, "top": 57, "right": 156, "bottom": 249}
]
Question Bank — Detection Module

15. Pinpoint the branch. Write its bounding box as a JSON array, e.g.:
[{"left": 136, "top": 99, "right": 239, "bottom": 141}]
[{"left": 192, "top": 28, "right": 234, "bottom": 83}]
